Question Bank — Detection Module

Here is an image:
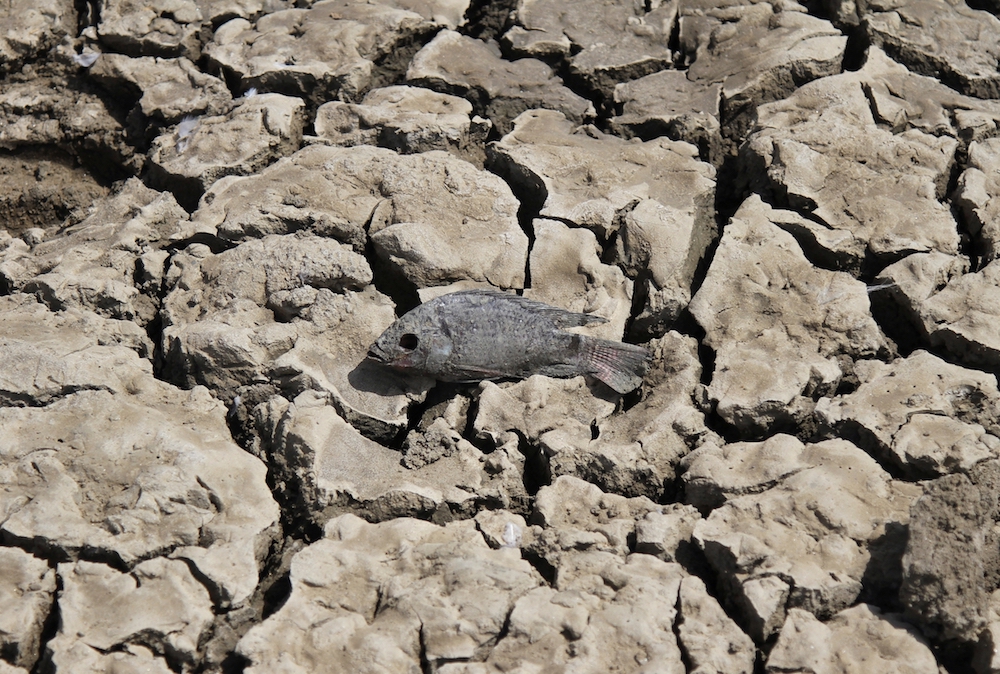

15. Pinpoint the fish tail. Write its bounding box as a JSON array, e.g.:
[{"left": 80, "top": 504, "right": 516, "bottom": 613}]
[{"left": 578, "top": 336, "right": 651, "bottom": 394}]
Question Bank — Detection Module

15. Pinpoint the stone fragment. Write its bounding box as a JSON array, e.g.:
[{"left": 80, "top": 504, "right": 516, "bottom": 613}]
[
  {"left": 402, "top": 415, "right": 466, "bottom": 470},
  {"left": 480, "top": 552, "right": 688, "bottom": 673},
  {"left": 407, "top": 30, "right": 595, "bottom": 134},
  {"left": 206, "top": 1, "right": 442, "bottom": 102},
  {"left": 237, "top": 515, "right": 542, "bottom": 673},
  {"left": 740, "top": 576, "right": 791, "bottom": 643},
  {"left": 684, "top": 6, "right": 846, "bottom": 131},
  {"left": 901, "top": 460, "right": 1000, "bottom": 642},
  {"left": 634, "top": 504, "right": 702, "bottom": 565},
  {"left": 46, "top": 559, "right": 213, "bottom": 670},
  {"left": 611, "top": 70, "right": 722, "bottom": 164},
  {"left": 689, "top": 196, "right": 887, "bottom": 436},
  {"left": 88, "top": 54, "right": 232, "bottom": 124},
  {"left": 1, "top": 388, "right": 280, "bottom": 608},
  {"left": 97, "top": 0, "right": 202, "bottom": 58},
  {"left": 0, "top": 178, "right": 188, "bottom": 325},
  {"left": 682, "top": 434, "right": 811, "bottom": 511},
  {"left": 473, "top": 374, "right": 615, "bottom": 446},
  {"left": 955, "top": 139, "right": 1000, "bottom": 263},
  {"left": 685, "top": 436, "right": 921, "bottom": 641},
  {"left": 473, "top": 373, "right": 619, "bottom": 447},
  {"left": 498, "top": 0, "right": 568, "bottom": 56},
  {"left": 0, "top": 78, "right": 136, "bottom": 173},
  {"left": 170, "top": 224, "right": 374, "bottom": 310},
  {"left": 917, "top": 261, "right": 1000, "bottom": 371},
  {"left": 366, "top": 159, "right": 526, "bottom": 291},
  {"left": 526, "top": 475, "right": 660, "bottom": 565},
  {"left": 765, "top": 605, "right": 938, "bottom": 674},
  {"left": 0, "top": 0, "right": 74, "bottom": 74},
  {"left": 148, "top": 93, "right": 305, "bottom": 208},
  {"left": 822, "top": 0, "right": 862, "bottom": 24},
  {"left": 817, "top": 351, "right": 1000, "bottom": 477},
  {"left": 188, "top": 146, "right": 367, "bottom": 248},
  {"left": 893, "top": 416, "right": 996, "bottom": 478},
  {"left": 0, "top": 296, "right": 279, "bottom": 607},
  {"left": 312, "top": 85, "right": 491, "bottom": 162},
  {"left": 0, "top": 294, "right": 153, "bottom": 400},
  {"left": 198, "top": 0, "right": 270, "bottom": 24},
  {"left": 525, "top": 218, "right": 633, "bottom": 341},
  {"left": 502, "top": 0, "right": 676, "bottom": 96},
  {"left": 474, "top": 509, "right": 531, "bottom": 550},
  {"left": 870, "top": 251, "right": 970, "bottom": 351},
  {"left": 394, "top": 0, "right": 470, "bottom": 29},
  {"left": 743, "top": 48, "right": 962, "bottom": 271},
  {"left": 859, "top": 46, "right": 1000, "bottom": 142},
  {"left": 268, "top": 391, "right": 526, "bottom": 525},
  {"left": 679, "top": 575, "right": 756, "bottom": 674},
  {"left": 874, "top": 251, "right": 970, "bottom": 308},
  {"left": 162, "top": 233, "right": 424, "bottom": 438},
  {"left": 190, "top": 144, "right": 526, "bottom": 292},
  {"left": 0, "top": 548, "right": 56, "bottom": 669},
  {"left": 489, "top": 109, "right": 716, "bottom": 337},
  {"left": 675, "top": 1, "right": 766, "bottom": 58},
  {"left": 866, "top": 0, "right": 1000, "bottom": 99}
]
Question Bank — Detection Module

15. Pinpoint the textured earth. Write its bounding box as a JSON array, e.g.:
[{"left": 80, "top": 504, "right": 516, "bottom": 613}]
[{"left": 3, "top": 0, "right": 1000, "bottom": 672}]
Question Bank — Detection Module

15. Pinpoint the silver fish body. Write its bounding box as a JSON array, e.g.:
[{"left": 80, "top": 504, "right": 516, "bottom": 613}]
[{"left": 367, "top": 290, "right": 650, "bottom": 393}]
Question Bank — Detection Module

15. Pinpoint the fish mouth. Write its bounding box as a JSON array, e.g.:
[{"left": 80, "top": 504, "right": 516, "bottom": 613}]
[{"left": 366, "top": 346, "right": 388, "bottom": 363}]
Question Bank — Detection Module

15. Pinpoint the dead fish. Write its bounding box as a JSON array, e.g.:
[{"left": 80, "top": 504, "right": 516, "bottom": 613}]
[{"left": 367, "top": 290, "right": 650, "bottom": 393}]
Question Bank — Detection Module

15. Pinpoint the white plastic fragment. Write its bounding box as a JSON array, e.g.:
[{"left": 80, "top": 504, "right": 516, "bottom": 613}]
[
  {"left": 501, "top": 522, "right": 522, "bottom": 549},
  {"left": 73, "top": 52, "right": 100, "bottom": 67},
  {"left": 866, "top": 281, "right": 897, "bottom": 293},
  {"left": 176, "top": 115, "right": 199, "bottom": 153}
]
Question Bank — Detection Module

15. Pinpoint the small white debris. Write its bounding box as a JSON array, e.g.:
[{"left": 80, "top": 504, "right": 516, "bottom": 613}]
[
  {"left": 866, "top": 281, "right": 897, "bottom": 293},
  {"left": 228, "top": 395, "right": 242, "bottom": 419},
  {"left": 815, "top": 286, "right": 844, "bottom": 305},
  {"left": 73, "top": 52, "right": 100, "bottom": 68},
  {"left": 242, "top": 87, "right": 258, "bottom": 98},
  {"left": 501, "top": 522, "right": 522, "bottom": 549},
  {"left": 21, "top": 227, "right": 45, "bottom": 246},
  {"left": 177, "top": 116, "right": 199, "bottom": 138},
  {"left": 176, "top": 115, "right": 199, "bottom": 153}
]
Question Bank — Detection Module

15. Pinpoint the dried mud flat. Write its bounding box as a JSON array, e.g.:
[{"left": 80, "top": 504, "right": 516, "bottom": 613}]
[{"left": 4, "top": 0, "right": 1000, "bottom": 672}]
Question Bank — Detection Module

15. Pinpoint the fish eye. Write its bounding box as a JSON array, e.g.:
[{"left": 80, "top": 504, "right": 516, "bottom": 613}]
[{"left": 398, "top": 333, "right": 419, "bottom": 351}]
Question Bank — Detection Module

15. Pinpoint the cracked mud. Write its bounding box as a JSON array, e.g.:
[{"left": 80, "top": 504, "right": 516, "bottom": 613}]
[{"left": 3, "top": 0, "right": 1000, "bottom": 672}]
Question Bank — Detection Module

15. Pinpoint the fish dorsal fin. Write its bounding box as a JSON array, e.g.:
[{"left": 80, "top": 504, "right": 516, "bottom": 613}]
[{"left": 443, "top": 290, "right": 608, "bottom": 328}]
